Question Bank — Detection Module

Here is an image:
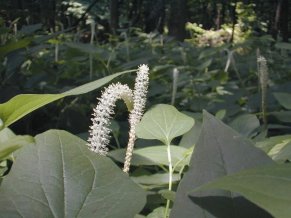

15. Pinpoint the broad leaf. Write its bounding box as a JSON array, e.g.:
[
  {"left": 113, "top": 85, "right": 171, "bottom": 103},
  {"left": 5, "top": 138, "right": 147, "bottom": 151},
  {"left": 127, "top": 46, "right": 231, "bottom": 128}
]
[
  {"left": 0, "top": 130, "right": 146, "bottom": 217},
  {"left": 0, "top": 71, "right": 128, "bottom": 129},
  {"left": 109, "top": 145, "right": 192, "bottom": 169},
  {"left": 193, "top": 164, "right": 291, "bottom": 218},
  {"left": 170, "top": 111, "right": 273, "bottom": 218},
  {"left": 229, "top": 114, "right": 260, "bottom": 137},
  {"left": 136, "top": 104, "right": 194, "bottom": 145},
  {"left": 273, "top": 92, "right": 291, "bottom": 110}
]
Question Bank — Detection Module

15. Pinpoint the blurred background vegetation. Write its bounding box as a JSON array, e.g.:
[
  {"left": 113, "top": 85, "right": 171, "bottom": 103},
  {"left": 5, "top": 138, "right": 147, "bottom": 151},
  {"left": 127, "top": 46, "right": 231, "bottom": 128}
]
[{"left": 1, "top": 0, "right": 291, "bottom": 145}]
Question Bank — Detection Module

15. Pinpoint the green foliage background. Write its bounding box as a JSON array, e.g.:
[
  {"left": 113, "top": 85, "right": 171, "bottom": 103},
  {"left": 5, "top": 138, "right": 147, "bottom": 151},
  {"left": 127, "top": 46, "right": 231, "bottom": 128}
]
[{"left": 1, "top": 1, "right": 291, "bottom": 217}]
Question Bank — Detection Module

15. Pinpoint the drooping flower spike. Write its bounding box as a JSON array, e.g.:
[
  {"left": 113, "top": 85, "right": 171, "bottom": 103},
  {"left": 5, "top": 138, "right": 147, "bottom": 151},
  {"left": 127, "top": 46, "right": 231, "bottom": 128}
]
[
  {"left": 88, "top": 82, "right": 133, "bottom": 155},
  {"left": 87, "top": 64, "right": 149, "bottom": 173}
]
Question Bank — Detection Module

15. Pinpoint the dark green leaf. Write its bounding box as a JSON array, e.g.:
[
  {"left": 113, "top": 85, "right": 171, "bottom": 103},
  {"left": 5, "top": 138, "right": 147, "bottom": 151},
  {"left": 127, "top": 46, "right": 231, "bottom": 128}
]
[
  {"left": 229, "top": 114, "right": 260, "bottom": 137},
  {"left": 170, "top": 111, "right": 273, "bottom": 218},
  {"left": 193, "top": 164, "right": 291, "bottom": 218},
  {"left": 132, "top": 173, "right": 180, "bottom": 185},
  {"left": 273, "top": 92, "right": 291, "bottom": 110},
  {"left": 0, "top": 130, "right": 146, "bottom": 217},
  {"left": 0, "top": 37, "right": 32, "bottom": 57}
]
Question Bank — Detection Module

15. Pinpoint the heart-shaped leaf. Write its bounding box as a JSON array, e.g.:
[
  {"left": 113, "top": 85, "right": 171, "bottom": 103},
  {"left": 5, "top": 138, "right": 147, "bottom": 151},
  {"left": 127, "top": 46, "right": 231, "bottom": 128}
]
[
  {"left": 170, "top": 110, "right": 273, "bottom": 218},
  {"left": 0, "top": 71, "right": 128, "bottom": 129},
  {"left": 136, "top": 104, "right": 194, "bottom": 145},
  {"left": 0, "top": 130, "right": 146, "bottom": 217},
  {"left": 192, "top": 164, "right": 291, "bottom": 218}
]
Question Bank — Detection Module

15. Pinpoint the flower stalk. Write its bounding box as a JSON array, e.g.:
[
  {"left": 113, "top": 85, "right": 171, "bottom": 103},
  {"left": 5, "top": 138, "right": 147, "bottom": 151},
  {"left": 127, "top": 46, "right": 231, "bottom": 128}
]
[
  {"left": 257, "top": 56, "right": 268, "bottom": 129},
  {"left": 87, "top": 64, "right": 149, "bottom": 174},
  {"left": 123, "top": 64, "right": 150, "bottom": 173}
]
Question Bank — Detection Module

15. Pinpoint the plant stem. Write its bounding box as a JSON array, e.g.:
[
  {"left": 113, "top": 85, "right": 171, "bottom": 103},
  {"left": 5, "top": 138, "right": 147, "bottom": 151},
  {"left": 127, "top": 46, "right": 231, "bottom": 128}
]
[{"left": 164, "top": 143, "right": 173, "bottom": 218}]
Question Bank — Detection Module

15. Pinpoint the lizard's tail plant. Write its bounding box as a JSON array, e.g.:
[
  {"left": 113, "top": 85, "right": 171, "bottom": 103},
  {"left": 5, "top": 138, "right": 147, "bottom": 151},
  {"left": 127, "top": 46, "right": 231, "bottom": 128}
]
[
  {"left": 88, "top": 82, "right": 133, "bottom": 155},
  {"left": 123, "top": 64, "right": 150, "bottom": 173},
  {"left": 87, "top": 65, "right": 150, "bottom": 173},
  {"left": 257, "top": 56, "right": 269, "bottom": 129}
]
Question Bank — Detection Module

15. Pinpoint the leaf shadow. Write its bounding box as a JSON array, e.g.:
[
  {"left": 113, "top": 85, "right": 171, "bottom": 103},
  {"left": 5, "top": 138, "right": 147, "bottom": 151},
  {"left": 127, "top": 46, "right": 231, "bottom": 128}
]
[{"left": 189, "top": 195, "right": 274, "bottom": 218}]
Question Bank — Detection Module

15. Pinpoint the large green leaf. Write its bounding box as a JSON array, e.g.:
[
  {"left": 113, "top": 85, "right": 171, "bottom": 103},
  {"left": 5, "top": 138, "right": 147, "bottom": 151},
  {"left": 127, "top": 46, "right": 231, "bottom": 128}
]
[
  {"left": 170, "top": 111, "right": 273, "bottom": 218},
  {"left": 0, "top": 71, "right": 128, "bottom": 129},
  {"left": 109, "top": 145, "right": 192, "bottom": 169},
  {"left": 273, "top": 92, "right": 291, "bottom": 110},
  {"left": 0, "top": 130, "right": 146, "bottom": 217},
  {"left": 193, "top": 164, "right": 291, "bottom": 218},
  {"left": 136, "top": 104, "right": 194, "bottom": 145}
]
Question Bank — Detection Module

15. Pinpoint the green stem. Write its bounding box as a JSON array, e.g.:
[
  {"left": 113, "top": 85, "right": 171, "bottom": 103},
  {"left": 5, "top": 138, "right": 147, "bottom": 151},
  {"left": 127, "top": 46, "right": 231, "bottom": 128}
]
[{"left": 164, "top": 143, "right": 173, "bottom": 218}]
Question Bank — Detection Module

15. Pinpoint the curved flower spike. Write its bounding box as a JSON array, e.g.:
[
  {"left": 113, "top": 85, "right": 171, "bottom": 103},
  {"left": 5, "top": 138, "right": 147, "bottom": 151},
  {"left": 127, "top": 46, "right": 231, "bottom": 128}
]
[{"left": 88, "top": 83, "right": 133, "bottom": 155}]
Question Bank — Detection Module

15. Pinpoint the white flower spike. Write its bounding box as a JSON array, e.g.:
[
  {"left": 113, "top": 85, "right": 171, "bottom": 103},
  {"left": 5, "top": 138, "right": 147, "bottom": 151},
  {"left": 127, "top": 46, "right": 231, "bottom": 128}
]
[
  {"left": 88, "top": 82, "right": 133, "bottom": 155},
  {"left": 123, "top": 64, "right": 150, "bottom": 173},
  {"left": 87, "top": 64, "right": 150, "bottom": 174}
]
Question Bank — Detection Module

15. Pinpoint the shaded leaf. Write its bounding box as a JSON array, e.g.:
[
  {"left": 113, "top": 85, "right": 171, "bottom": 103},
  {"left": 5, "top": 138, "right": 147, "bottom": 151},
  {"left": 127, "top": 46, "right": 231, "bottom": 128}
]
[
  {"left": 132, "top": 173, "right": 180, "bottom": 185},
  {"left": 0, "top": 37, "right": 32, "bottom": 57},
  {"left": 170, "top": 111, "right": 273, "bottom": 218},
  {"left": 66, "top": 42, "right": 99, "bottom": 54},
  {"left": 136, "top": 104, "right": 194, "bottom": 145},
  {"left": 193, "top": 164, "right": 291, "bottom": 218},
  {"left": 179, "top": 118, "right": 202, "bottom": 148},
  {"left": 270, "top": 111, "right": 291, "bottom": 123},
  {"left": 0, "top": 130, "right": 146, "bottom": 217},
  {"left": 229, "top": 114, "right": 260, "bottom": 137},
  {"left": 273, "top": 92, "right": 291, "bottom": 110},
  {"left": 275, "top": 42, "right": 291, "bottom": 50}
]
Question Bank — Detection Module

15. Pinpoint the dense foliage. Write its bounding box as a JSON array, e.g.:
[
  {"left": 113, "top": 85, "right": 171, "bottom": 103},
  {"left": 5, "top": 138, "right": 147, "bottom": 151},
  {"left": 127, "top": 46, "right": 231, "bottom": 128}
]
[{"left": 1, "top": 1, "right": 291, "bottom": 218}]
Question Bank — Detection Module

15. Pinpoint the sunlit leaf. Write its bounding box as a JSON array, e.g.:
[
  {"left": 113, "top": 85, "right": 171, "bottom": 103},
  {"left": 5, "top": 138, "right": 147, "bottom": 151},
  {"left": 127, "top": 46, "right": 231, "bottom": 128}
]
[
  {"left": 0, "top": 71, "right": 129, "bottom": 129},
  {"left": 136, "top": 104, "right": 194, "bottom": 145}
]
